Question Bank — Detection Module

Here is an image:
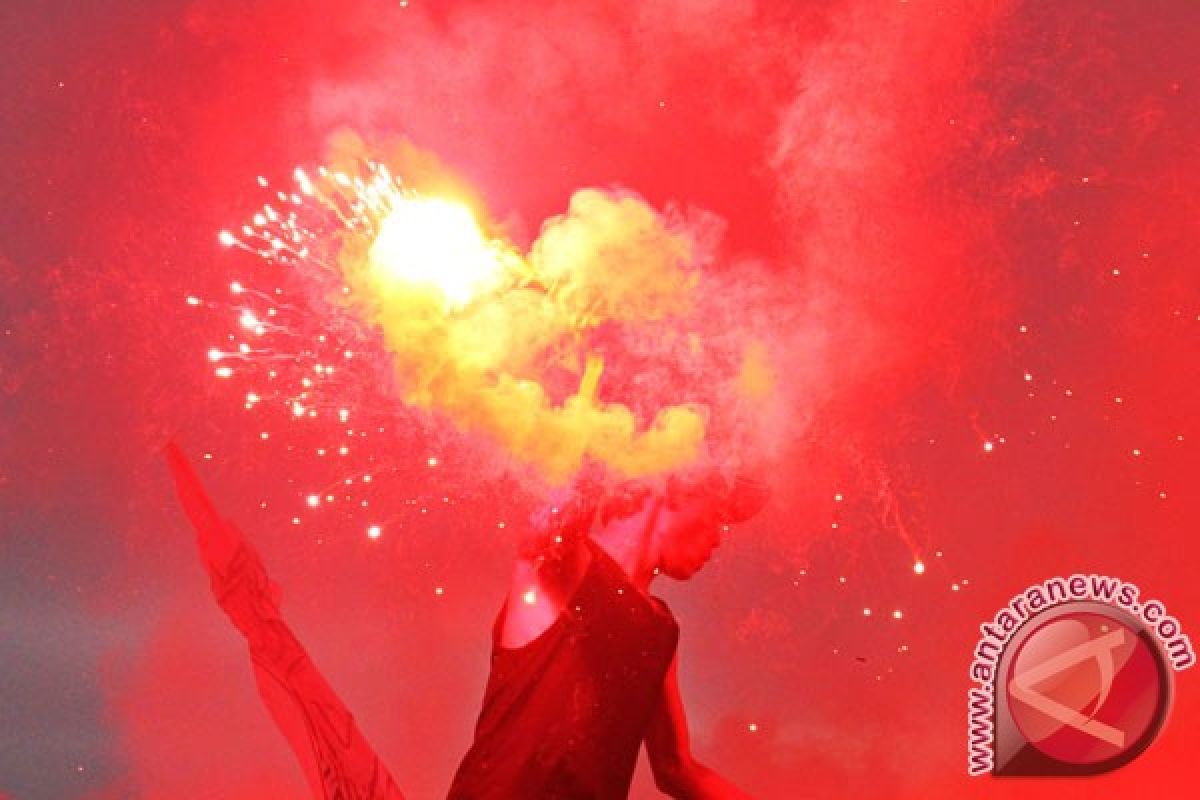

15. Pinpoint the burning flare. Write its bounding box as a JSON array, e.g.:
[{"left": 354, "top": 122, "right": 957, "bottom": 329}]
[
  {"left": 368, "top": 197, "right": 505, "bottom": 310},
  {"left": 219, "top": 159, "right": 751, "bottom": 485}
]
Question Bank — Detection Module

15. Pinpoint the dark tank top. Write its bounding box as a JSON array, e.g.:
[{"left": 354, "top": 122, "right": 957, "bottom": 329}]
[{"left": 447, "top": 538, "right": 680, "bottom": 799}]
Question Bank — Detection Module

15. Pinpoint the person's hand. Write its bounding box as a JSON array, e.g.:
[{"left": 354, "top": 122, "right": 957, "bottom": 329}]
[
  {"left": 520, "top": 466, "right": 606, "bottom": 559},
  {"left": 528, "top": 485, "right": 591, "bottom": 534}
]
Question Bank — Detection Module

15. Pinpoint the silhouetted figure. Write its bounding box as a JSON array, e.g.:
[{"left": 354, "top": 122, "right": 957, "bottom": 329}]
[{"left": 167, "top": 443, "right": 766, "bottom": 799}]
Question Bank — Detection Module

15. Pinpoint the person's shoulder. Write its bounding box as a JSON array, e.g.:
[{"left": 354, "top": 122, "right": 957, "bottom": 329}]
[
  {"left": 647, "top": 594, "right": 676, "bottom": 620},
  {"left": 647, "top": 595, "right": 681, "bottom": 646},
  {"left": 513, "top": 535, "right": 594, "bottom": 606}
]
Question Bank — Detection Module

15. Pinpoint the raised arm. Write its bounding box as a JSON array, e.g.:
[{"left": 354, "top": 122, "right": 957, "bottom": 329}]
[
  {"left": 165, "top": 442, "right": 405, "bottom": 800},
  {"left": 498, "top": 478, "right": 601, "bottom": 648},
  {"left": 516, "top": 470, "right": 606, "bottom": 559},
  {"left": 644, "top": 655, "right": 754, "bottom": 800}
]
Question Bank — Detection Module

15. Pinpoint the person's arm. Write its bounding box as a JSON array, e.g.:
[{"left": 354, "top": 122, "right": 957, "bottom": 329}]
[
  {"left": 517, "top": 471, "right": 603, "bottom": 560},
  {"left": 165, "top": 442, "right": 405, "bottom": 800},
  {"left": 499, "top": 479, "right": 599, "bottom": 648},
  {"left": 644, "top": 655, "right": 754, "bottom": 800}
]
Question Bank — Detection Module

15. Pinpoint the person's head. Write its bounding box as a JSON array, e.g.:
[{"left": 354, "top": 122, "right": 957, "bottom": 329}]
[{"left": 597, "top": 469, "right": 768, "bottom": 580}]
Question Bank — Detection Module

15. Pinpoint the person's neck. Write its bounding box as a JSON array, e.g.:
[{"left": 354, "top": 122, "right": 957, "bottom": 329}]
[{"left": 589, "top": 500, "right": 662, "bottom": 593}]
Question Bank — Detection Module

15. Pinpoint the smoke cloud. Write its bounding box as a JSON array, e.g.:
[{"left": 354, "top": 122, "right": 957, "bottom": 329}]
[{"left": 3, "top": 1, "right": 1196, "bottom": 798}]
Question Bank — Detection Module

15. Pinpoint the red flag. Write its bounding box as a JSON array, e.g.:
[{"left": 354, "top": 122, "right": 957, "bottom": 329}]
[{"left": 165, "top": 442, "right": 406, "bottom": 800}]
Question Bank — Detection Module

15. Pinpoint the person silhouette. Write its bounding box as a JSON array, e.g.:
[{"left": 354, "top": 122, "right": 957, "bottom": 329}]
[{"left": 167, "top": 443, "right": 767, "bottom": 799}]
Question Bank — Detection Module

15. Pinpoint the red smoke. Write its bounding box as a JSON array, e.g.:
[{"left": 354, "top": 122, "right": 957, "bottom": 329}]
[{"left": 3, "top": 0, "right": 1197, "bottom": 797}]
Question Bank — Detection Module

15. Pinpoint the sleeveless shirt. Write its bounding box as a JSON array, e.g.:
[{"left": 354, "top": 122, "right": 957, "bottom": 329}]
[{"left": 446, "top": 538, "right": 680, "bottom": 799}]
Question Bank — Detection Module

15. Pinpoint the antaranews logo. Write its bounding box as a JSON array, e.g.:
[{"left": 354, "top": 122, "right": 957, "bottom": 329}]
[{"left": 967, "top": 574, "right": 1194, "bottom": 776}]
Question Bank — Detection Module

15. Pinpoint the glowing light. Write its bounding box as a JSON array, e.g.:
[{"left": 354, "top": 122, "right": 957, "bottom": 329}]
[
  {"left": 913, "top": 561, "right": 926, "bottom": 575},
  {"left": 368, "top": 197, "right": 504, "bottom": 309},
  {"left": 862, "top": 607, "right": 872, "bottom": 616},
  {"left": 892, "top": 610, "right": 904, "bottom": 619},
  {"left": 982, "top": 441, "right": 994, "bottom": 453},
  {"left": 522, "top": 589, "right": 537, "bottom": 605},
  {"left": 367, "top": 525, "right": 382, "bottom": 539},
  {"left": 293, "top": 167, "right": 313, "bottom": 195},
  {"left": 747, "top": 723, "right": 759, "bottom": 732},
  {"left": 203, "top": 157, "right": 745, "bottom": 542},
  {"left": 434, "top": 586, "right": 445, "bottom": 596},
  {"left": 186, "top": 295, "right": 201, "bottom": 306}
]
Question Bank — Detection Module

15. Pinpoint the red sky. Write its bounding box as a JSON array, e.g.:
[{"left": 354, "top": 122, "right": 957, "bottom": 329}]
[{"left": 1, "top": 1, "right": 1197, "bottom": 797}]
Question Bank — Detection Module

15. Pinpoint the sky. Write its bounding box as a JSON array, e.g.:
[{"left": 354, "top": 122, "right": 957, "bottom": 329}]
[{"left": 1, "top": 1, "right": 1198, "bottom": 798}]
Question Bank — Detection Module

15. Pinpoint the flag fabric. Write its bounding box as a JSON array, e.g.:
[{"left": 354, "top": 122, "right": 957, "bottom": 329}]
[{"left": 166, "top": 442, "right": 406, "bottom": 800}]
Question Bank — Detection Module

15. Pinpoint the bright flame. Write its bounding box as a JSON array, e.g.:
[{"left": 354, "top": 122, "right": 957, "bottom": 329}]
[
  {"left": 368, "top": 198, "right": 503, "bottom": 309},
  {"left": 213, "top": 155, "right": 735, "bottom": 486}
]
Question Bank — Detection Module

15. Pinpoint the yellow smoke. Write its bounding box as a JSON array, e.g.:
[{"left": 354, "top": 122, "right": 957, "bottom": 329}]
[
  {"left": 337, "top": 176, "right": 708, "bottom": 484},
  {"left": 531, "top": 189, "right": 698, "bottom": 328},
  {"left": 736, "top": 340, "right": 775, "bottom": 401}
]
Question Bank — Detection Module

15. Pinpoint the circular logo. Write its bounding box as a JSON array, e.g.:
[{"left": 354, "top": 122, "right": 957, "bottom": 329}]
[{"left": 1002, "top": 607, "right": 1171, "bottom": 773}]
